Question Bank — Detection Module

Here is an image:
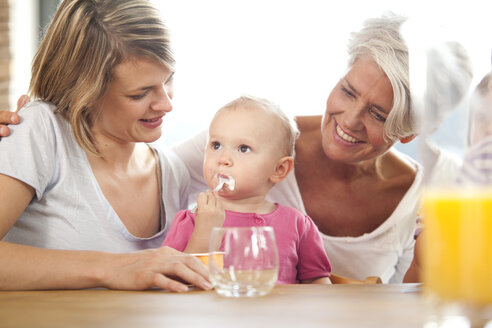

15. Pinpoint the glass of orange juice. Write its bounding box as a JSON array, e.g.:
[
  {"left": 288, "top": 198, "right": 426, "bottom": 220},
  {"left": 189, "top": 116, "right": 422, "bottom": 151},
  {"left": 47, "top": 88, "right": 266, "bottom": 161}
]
[
  {"left": 406, "top": 32, "right": 492, "bottom": 326},
  {"left": 422, "top": 190, "right": 492, "bottom": 313}
]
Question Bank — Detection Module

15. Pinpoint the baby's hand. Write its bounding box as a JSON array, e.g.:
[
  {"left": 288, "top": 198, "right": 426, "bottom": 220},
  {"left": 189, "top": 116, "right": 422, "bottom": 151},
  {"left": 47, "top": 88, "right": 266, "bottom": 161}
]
[
  {"left": 195, "top": 190, "right": 225, "bottom": 231},
  {"left": 184, "top": 190, "right": 225, "bottom": 253}
]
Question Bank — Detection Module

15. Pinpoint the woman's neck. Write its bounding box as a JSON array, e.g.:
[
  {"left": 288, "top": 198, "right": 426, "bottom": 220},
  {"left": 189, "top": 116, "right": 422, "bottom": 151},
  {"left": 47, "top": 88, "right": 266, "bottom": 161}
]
[
  {"left": 88, "top": 133, "right": 146, "bottom": 173},
  {"left": 322, "top": 154, "right": 386, "bottom": 181}
]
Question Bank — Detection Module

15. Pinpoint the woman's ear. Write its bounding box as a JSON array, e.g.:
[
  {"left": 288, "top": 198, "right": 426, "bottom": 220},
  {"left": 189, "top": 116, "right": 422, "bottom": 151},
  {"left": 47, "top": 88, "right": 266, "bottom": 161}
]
[
  {"left": 400, "top": 135, "right": 416, "bottom": 144},
  {"left": 270, "top": 156, "right": 294, "bottom": 184}
]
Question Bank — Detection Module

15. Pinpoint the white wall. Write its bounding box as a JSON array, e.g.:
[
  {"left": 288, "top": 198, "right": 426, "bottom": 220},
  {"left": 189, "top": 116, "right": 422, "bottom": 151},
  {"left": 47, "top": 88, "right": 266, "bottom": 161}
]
[
  {"left": 10, "top": 1, "right": 492, "bottom": 155},
  {"left": 9, "top": 0, "right": 38, "bottom": 109},
  {"left": 151, "top": 0, "right": 491, "bottom": 149}
]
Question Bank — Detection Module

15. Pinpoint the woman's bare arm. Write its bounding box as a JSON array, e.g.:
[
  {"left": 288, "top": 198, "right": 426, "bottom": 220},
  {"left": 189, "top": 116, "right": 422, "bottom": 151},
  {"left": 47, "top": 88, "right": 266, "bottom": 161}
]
[{"left": 0, "top": 174, "right": 212, "bottom": 291}]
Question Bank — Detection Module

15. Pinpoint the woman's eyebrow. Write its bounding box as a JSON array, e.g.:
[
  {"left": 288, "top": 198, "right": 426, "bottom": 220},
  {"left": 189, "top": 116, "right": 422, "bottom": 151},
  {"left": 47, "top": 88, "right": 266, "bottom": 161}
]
[
  {"left": 127, "top": 72, "right": 175, "bottom": 93},
  {"left": 373, "top": 104, "right": 389, "bottom": 115},
  {"left": 344, "top": 78, "right": 389, "bottom": 114},
  {"left": 343, "top": 79, "right": 360, "bottom": 97}
]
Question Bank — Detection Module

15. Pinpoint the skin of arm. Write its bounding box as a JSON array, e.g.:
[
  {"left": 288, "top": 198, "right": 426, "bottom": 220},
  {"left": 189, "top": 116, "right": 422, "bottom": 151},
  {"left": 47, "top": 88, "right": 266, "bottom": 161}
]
[
  {"left": 302, "top": 277, "right": 332, "bottom": 284},
  {"left": 403, "top": 232, "right": 422, "bottom": 283},
  {"left": 184, "top": 190, "right": 225, "bottom": 254},
  {"left": 0, "top": 174, "right": 212, "bottom": 291}
]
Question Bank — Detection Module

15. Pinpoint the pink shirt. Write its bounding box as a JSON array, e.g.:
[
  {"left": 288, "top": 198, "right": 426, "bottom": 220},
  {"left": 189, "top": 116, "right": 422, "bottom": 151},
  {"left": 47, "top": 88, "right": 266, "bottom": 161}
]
[{"left": 163, "top": 204, "right": 331, "bottom": 284}]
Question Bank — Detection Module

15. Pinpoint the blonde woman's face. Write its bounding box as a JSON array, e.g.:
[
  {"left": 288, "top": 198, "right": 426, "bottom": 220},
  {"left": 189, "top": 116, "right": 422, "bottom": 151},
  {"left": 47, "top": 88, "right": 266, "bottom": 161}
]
[
  {"left": 321, "top": 57, "right": 395, "bottom": 164},
  {"left": 91, "top": 58, "right": 174, "bottom": 144}
]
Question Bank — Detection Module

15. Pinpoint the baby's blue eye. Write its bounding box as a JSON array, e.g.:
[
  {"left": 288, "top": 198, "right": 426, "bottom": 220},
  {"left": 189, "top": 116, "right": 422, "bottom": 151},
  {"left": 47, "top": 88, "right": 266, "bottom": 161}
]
[
  {"left": 211, "top": 141, "right": 221, "bottom": 150},
  {"left": 238, "top": 145, "right": 251, "bottom": 153}
]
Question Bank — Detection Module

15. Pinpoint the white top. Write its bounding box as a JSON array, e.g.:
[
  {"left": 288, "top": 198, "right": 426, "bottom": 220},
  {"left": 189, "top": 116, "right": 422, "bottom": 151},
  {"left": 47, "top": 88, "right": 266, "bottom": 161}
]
[
  {"left": 426, "top": 142, "right": 463, "bottom": 188},
  {"left": 172, "top": 129, "right": 423, "bottom": 283},
  {"left": 0, "top": 101, "right": 190, "bottom": 252}
]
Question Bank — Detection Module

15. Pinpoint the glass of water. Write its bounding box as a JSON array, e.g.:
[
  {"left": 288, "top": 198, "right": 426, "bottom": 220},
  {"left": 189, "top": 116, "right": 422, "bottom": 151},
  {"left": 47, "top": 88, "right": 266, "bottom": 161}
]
[{"left": 208, "top": 226, "right": 278, "bottom": 298}]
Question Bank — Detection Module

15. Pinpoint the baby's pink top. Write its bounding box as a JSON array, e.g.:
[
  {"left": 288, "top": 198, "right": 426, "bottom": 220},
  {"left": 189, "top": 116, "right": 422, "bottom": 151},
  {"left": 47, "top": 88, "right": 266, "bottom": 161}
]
[{"left": 163, "top": 204, "right": 331, "bottom": 284}]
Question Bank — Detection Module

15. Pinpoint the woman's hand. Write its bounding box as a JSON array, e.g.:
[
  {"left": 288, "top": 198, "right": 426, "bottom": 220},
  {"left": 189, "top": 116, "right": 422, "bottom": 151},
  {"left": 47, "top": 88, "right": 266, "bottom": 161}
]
[
  {"left": 185, "top": 190, "right": 225, "bottom": 253},
  {"left": 0, "top": 95, "right": 29, "bottom": 138},
  {"left": 0, "top": 111, "right": 20, "bottom": 137},
  {"left": 101, "top": 246, "right": 212, "bottom": 292}
]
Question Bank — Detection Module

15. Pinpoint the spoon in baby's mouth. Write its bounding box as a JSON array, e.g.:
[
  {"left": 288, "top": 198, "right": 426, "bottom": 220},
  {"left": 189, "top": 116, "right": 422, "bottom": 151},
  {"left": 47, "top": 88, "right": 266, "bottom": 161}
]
[{"left": 214, "top": 174, "right": 235, "bottom": 192}]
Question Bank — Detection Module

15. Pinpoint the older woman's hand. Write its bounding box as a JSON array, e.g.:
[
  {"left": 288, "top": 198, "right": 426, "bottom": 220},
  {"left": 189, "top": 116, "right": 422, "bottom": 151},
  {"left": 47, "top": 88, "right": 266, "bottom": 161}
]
[
  {"left": 101, "top": 246, "right": 213, "bottom": 292},
  {"left": 0, "top": 95, "right": 29, "bottom": 138},
  {"left": 0, "top": 111, "right": 20, "bottom": 137}
]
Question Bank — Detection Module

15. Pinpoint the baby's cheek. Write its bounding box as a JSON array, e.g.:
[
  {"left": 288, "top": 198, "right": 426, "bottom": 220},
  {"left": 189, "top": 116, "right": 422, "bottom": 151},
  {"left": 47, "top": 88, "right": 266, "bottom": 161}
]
[{"left": 203, "top": 168, "right": 215, "bottom": 189}]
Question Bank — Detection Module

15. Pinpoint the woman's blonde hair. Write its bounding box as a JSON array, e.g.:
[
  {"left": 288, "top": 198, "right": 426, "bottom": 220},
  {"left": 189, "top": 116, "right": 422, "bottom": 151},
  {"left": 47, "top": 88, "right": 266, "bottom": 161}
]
[{"left": 29, "top": 0, "right": 174, "bottom": 155}]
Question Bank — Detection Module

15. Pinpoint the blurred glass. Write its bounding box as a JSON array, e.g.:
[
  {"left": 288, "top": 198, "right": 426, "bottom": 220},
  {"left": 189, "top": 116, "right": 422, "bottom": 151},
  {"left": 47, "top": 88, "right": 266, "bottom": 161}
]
[
  {"left": 407, "top": 27, "right": 492, "bottom": 326},
  {"left": 208, "top": 227, "right": 278, "bottom": 298}
]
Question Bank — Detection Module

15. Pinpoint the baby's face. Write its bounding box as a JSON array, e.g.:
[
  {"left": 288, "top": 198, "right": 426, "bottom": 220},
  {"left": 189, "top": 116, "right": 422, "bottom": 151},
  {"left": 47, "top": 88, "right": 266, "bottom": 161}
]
[{"left": 203, "top": 105, "right": 284, "bottom": 199}]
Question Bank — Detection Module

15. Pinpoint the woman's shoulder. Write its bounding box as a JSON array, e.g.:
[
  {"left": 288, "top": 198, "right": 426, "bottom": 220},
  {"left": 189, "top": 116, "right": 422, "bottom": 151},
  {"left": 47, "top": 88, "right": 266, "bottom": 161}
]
[
  {"left": 380, "top": 150, "right": 422, "bottom": 219},
  {"left": 151, "top": 145, "right": 191, "bottom": 184},
  {"left": 295, "top": 115, "right": 322, "bottom": 133},
  {"left": 10, "top": 100, "right": 69, "bottom": 140},
  {"left": 18, "top": 100, "right": 56, "bottom": 116},
  {"left": 294, "top": 115, "right": 323, "bottom": 152},
  {"left": 383, "top": 149, "right": 421, "bottom": 178}
]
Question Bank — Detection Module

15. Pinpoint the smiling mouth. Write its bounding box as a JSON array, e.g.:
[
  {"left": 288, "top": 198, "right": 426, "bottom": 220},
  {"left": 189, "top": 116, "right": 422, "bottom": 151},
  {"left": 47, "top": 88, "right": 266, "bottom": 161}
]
[
  {"left": 139, "top": 117, "right": 161, "bottom": 122},
  {"left": 336, "top": 124, "right": 361, "bottom": 143}
]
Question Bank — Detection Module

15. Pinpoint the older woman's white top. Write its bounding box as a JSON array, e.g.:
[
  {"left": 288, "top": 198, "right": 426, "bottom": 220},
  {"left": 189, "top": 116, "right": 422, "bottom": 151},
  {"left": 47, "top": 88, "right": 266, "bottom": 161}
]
[{"left": 173, "top": 129, "right": 422, "bottom": 283}]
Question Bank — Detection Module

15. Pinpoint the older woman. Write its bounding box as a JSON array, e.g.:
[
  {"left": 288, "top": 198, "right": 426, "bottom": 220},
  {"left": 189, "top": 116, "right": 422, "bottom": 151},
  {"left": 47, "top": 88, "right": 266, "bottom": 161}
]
[
  {"left": 0, "top": 0, "right": 211, "bottom": 291},
  {"left": 1, "top": 14, "right": 420, "bottom": 283}
]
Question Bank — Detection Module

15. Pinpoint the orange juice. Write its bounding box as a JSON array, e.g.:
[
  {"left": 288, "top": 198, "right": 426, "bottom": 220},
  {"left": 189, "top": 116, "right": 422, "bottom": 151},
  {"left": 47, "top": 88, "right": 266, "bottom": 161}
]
[
  {"left": 193, "top": 252, "right": 224, "bottom": 269},
  {"left": 422, "top": 190, "right": 492, "bottom": 305}
]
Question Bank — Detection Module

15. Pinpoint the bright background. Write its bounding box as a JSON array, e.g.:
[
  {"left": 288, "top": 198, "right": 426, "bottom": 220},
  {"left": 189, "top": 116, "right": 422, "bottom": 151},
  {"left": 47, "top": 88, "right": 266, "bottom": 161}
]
[{"left": 10, "top": 0, "right": 492, "bottom": 157}]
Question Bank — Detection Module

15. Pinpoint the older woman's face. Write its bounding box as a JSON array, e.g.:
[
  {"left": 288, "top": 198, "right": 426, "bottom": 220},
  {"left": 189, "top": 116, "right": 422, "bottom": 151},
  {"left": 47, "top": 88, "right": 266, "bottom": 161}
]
[
  {"left": 321, "top": 57, "right": 395, "bottom": 164},
  {"left": 92, "top": 58, "right": 174, "bottom": 145}
]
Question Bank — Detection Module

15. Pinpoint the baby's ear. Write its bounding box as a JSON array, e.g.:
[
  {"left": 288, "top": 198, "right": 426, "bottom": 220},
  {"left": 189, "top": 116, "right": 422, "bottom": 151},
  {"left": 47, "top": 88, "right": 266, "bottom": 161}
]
[{"left": 270, "top": 156, "right": 294, "bottom": 184}]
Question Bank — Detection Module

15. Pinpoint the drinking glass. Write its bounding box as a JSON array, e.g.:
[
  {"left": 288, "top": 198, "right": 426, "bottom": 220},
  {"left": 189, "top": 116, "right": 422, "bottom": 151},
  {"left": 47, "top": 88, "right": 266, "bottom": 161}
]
[
  {"left": 208, "top": 226, "right": 278, "bottom": 298},
  {"left": 407, "top": 32, "right": 492, "bottom": 326}
]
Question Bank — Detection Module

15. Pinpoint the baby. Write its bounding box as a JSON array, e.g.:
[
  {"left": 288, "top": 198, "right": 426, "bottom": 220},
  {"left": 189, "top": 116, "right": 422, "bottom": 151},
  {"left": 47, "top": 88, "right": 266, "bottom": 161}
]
[{"left": 163, "top": 95, "right": 331, "bottom": 284}]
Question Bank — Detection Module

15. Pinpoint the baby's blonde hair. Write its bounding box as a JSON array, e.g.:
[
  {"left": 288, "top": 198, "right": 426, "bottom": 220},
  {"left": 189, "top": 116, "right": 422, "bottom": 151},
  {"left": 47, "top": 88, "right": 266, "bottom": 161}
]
[{"left": 215, "top": 95, "right": 299, "bottom": 157}]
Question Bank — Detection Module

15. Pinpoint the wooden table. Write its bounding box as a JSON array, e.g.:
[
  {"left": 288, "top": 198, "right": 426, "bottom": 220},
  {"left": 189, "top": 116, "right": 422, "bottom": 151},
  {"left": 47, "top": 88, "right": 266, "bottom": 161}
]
[{"left": 0, "top": 284, "right": 424, "bottom": 328}]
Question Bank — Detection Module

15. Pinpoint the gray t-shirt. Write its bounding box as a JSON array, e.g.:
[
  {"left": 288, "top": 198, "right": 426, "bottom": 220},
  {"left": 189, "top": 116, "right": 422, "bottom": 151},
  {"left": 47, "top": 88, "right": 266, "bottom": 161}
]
[{"left": 0, "top": 101, "right": 190, "bottom": 252}]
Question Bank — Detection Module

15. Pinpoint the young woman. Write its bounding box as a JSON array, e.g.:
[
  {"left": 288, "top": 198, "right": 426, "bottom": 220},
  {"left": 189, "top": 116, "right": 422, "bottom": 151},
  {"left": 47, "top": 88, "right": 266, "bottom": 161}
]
[{"left": 0, "top": 0, "right": 211, "bottom": 291}]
